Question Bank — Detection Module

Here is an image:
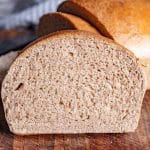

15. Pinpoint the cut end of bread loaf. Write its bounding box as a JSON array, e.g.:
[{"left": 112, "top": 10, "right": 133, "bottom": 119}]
[
  {"left": 37, "top": 12, "right": 98, "bottom": 37},
  {"left": 58, "top": 0, "right": 150, "bottom": 90},
  {"left": 1, "top": 31, "right": 146, "bottom": 134}
]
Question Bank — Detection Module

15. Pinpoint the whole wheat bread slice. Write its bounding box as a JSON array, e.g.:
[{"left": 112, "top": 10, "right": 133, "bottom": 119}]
[
  {"left": 58, "top": 0, "right": 150, "bottom": 90},
  {"left": 1, "top": 30, "right": 146, "bottom": 135},
  {"left": 37, "top": 12, "right": 99, "bottom": 37}
]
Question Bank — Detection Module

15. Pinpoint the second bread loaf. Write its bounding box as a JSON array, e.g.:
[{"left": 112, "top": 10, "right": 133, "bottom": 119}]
[{"left": 37, "top": 12, "right": 99, "bottom": 37}]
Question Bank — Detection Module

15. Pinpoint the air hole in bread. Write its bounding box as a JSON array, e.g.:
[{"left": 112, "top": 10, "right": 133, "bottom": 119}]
[
  {"left": 5, "top": 108, "right": 8, "bottom": 114},
  {"left": 55, "top": 89, "right": 58, "bottom": 95},
  {"left": 3, "top": 96, "right": 7, "bottom": 102},
  {"left": 69, "top": 102, "right": 71, "bottom": 108},
  {"left": 122, "top": 114, "right": 128, "bottom": 120},
  {"left": 69, "top": 52, "right": 74, "bottom": 57},
  {"left": 15, "top": 83, "right": 24, "bottom": 91},
  {"left": 59, "top": 101, "right": 64, "bottom": 105}
]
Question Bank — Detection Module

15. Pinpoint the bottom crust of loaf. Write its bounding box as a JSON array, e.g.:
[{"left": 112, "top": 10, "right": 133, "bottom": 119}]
[{"left": 9, "top": 121, "right": 139, "bottom": 135}]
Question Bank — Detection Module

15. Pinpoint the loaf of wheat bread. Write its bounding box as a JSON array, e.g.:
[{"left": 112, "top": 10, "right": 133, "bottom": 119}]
[
  {"left": 58, "top": 0, "right": 150, "bottom": 90},
  {"left": 37, "top": 12, "right": 98, "bottom": 37},
  {"left": 1, "top": 30, "right": 146, "bottom": 134}
]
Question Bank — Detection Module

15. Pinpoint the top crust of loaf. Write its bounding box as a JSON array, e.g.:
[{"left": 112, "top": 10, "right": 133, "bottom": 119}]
[
  {"left": 58, "top": 0, "right": 113, "bottom": 38},
  {"left": 38, "top": 12, "right": 98, "bottom": 37},
  {"left": 56, "top": 13, "right": 99, "bottom": 34},
  {"left": 58, "top": 0, "right": 150, "bottom": 36},
  {"left": 2, "top": 30, "right": 145, "bottom": 84},
  {"left": 58, "top": 0, "right": 150, "bottom": 59},
  {"left": 12, "top": 30, "right": 137, "bottom": 66}
]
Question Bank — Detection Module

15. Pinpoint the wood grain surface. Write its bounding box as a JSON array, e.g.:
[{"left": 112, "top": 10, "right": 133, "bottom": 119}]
[{"left": 0, "top": 90, "right": 149, "bottom": 150}]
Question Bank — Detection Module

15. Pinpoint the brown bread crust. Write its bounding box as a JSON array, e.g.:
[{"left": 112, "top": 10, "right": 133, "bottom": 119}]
[{"left": 37, "top": 12, "right": 99, "bottom": 37}]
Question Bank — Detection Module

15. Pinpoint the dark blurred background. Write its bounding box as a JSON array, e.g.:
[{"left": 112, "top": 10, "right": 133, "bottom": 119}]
[{"left": 0, "top": 0, "right": 64, "bottom": 55}]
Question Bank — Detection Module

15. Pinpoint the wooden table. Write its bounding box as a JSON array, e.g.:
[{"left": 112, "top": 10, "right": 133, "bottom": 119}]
[{"left": 0, "top": 91, "right": 149, "bottom": 150}]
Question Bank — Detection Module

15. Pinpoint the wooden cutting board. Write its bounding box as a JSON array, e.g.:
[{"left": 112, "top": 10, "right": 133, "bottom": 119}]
[{"left": 0, "top": 91, "right": 149, "bottom": 150}]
